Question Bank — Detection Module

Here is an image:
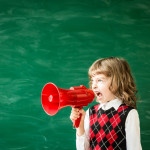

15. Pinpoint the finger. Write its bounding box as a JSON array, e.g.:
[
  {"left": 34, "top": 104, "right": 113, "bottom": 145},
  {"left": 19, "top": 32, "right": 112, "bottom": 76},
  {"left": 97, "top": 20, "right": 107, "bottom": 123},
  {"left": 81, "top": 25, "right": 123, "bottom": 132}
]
[
  {"left": 71, "top": 111, "right": 80, "bottom": 116},
  {"left": 70, "top": 112, "right": 80, "bottom": 120},
  {"left": 79, "top": 109, "right": 85, "bottom": 114},
  {"left": 70, "top": 115, "right": 78, "bottom": 121},
  {"left": 72, "top": 108, "right": 80, "bottom": 113},
  {"left": 71, "top": 112, "right": 80, "bottom": 119}
]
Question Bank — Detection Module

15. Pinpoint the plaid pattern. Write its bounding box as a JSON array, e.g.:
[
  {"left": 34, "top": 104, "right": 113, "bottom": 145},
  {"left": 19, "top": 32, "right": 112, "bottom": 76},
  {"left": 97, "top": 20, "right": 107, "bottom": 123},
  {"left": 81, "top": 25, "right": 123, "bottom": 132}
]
[{"left": 89, "top": 104, "right": 133, "bottom": 150}]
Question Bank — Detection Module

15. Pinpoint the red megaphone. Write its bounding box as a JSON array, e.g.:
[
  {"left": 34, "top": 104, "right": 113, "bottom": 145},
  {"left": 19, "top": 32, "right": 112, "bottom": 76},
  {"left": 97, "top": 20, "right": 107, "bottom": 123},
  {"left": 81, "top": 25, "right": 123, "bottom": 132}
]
[{"left": 41, "top": 83, "right": 95, "bottom": 128}]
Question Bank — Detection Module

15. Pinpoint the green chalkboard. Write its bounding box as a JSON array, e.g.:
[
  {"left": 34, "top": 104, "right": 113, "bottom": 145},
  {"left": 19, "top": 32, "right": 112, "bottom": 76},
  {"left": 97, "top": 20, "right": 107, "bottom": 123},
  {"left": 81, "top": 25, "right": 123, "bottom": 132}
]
[{"left": 0, "top": 0, "right": 150, "bottom": 149}]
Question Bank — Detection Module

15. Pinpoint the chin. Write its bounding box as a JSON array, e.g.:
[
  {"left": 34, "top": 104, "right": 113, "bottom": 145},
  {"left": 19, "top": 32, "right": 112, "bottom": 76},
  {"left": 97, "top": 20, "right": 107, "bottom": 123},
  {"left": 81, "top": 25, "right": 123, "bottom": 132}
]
[
  {"left": 99, "top": 98, "right": 108, "bottom": 104},
  {"left": 97, "top": 99, "right": 104, "bottom": 103},
  {"left": 96, "top": 98, "right": 100, "bottom": 103},
  {"left": 100, "top": 101, "right": 105, "bottom": 104}
]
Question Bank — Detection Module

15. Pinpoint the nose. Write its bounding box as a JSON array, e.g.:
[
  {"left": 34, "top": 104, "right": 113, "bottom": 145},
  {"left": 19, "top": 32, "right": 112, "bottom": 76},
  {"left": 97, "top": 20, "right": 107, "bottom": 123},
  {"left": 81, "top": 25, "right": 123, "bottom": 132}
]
[{"left": 92, "top": 81, "right": 97, "bottom": 90}]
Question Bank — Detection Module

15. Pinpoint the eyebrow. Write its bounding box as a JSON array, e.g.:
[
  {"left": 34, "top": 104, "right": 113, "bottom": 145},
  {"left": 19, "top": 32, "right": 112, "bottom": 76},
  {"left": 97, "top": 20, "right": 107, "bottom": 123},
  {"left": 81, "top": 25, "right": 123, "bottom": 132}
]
[
  {"left": 97, "top": 77, "right": 106, "bottom": 80},
  {"left": 91, "top": 76, "right": 106, "bottom": 80}
]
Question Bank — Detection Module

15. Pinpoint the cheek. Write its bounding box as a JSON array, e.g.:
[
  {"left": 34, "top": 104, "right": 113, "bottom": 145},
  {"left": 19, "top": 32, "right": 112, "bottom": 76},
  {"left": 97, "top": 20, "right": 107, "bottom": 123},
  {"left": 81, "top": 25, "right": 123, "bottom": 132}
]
[
  {"left": 97, "top": 83, "right": 102, "bottom": 88},
  {"left": 98, "top": 83, "right": 110, "bottom": 92},
  {"left": 97, "top": 81, "right": 107, "bottom": 87},
  {"left": 105, "top": 87, "right": 114, "bottom": 97}
]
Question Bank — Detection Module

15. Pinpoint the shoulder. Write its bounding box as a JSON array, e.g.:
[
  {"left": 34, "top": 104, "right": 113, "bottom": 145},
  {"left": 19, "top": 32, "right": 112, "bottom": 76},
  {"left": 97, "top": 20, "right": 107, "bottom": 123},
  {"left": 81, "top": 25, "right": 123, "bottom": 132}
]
[
  {"left": 118, "top": 104, "right": 134, "bottom": 113},
  {"left": 125, "top": 109, "right": 141, "bottom": 137},
  {"left": 126, "top": 109, "right": 140, "bottom": 123},
  {"left": 117, "top": 104, "right": 135, "bottom": 122}
]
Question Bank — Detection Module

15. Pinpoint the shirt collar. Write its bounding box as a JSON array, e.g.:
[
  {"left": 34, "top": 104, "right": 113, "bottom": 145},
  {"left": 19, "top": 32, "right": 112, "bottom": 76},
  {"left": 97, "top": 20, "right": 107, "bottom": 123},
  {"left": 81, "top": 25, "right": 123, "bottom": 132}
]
[{"left": 98, "top": 98, "right": 123, "bottom": 111}]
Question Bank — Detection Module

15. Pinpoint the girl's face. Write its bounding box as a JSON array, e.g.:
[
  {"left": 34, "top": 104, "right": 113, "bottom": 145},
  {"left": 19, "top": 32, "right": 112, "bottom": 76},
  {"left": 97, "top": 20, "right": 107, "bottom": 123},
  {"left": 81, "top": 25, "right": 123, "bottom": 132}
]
[{"left": 91, "top": 74, "right": 116, "bottom": 103}]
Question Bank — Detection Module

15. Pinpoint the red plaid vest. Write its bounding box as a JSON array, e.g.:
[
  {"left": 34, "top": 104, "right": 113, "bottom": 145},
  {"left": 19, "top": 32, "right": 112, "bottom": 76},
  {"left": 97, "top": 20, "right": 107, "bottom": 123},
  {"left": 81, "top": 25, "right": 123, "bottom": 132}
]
[{"left": 89, "top": 104, "right": 133, "bottom": 150}]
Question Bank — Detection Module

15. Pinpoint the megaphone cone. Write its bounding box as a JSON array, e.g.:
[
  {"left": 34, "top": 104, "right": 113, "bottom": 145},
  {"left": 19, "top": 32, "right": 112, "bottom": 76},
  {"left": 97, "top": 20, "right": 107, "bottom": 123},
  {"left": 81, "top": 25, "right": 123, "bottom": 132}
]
[{"left": 41, "top": 83, "right": 60, "bottom": 115}]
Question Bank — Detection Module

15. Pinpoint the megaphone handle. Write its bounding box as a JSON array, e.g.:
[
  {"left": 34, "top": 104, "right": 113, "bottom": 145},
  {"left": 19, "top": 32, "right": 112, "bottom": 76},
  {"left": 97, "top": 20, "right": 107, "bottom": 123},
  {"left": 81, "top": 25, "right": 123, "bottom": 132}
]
[{"left": 73, "top": 107, "right": 82, "bottom": 128}]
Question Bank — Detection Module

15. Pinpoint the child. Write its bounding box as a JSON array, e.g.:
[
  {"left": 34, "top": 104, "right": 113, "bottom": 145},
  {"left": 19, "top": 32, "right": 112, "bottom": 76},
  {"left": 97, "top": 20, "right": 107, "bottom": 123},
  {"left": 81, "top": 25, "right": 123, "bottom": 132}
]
[{"left": 70, "top": 57, "right": 142, "bottom": 150}]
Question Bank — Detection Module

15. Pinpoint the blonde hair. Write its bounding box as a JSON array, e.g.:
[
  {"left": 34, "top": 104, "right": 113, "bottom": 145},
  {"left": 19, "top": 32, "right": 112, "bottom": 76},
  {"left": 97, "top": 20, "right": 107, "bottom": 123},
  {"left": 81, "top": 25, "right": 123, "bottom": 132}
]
[{"left": 88, "top": 57, "right": 138, "bottom": 109}]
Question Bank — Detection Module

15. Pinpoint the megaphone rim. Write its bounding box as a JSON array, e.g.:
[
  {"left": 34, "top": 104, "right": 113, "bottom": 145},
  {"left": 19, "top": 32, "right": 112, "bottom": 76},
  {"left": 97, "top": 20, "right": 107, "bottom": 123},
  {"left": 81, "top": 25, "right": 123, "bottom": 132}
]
[{"left": 41, "top": 82, "right": 60, "bottom": 116}]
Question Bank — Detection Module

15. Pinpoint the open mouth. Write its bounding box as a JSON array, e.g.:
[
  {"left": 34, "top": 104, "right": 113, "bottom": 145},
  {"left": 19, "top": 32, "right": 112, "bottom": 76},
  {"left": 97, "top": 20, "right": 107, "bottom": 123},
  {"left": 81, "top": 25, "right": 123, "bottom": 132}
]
[{"left": 95, "top": 91, "right": 102, "bottom": 98}]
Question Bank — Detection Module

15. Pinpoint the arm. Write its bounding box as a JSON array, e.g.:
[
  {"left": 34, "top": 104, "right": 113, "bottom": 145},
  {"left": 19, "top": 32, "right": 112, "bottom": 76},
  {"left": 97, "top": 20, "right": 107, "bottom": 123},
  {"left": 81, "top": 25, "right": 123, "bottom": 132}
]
[
  {"left": 76, "top": 109, "right": 90, "bottom": 150},
  {"left": 125, "top": 109, "right": 142, "bottom": 150},
  {"left": 70, "top": 108, "right": 90, "bottom": 150}
]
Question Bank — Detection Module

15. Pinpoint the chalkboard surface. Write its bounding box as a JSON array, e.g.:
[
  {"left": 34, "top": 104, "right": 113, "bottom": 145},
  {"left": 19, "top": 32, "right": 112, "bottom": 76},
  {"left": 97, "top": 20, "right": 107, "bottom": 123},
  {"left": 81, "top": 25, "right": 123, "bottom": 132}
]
[{"left": 0, "top": 0, "right": 150, "bottom": 149}]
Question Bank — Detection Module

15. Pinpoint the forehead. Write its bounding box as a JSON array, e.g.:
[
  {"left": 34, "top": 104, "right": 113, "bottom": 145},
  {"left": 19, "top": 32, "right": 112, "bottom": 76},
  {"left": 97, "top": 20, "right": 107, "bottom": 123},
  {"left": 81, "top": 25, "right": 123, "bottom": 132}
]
[{"left": 92, "top": 74, "right": 107, "bottom": 79}]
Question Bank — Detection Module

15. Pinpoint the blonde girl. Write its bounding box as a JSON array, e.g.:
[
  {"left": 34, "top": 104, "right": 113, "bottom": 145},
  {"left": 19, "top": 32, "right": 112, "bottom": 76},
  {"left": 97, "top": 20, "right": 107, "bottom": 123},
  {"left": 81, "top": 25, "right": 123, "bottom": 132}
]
[{"left": 70, "top": 57, "right": 142, "bottom": 150}]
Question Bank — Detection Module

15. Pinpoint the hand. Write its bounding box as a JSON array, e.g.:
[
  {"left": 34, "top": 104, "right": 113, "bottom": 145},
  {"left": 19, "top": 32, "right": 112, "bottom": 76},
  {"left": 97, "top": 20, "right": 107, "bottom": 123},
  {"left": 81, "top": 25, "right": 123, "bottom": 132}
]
[
  {"left": 70, "top": 108, "right": 86, "bottom": 136},
  {"left": 70, "top": 108, "right": 86, "bottom": 122}
]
